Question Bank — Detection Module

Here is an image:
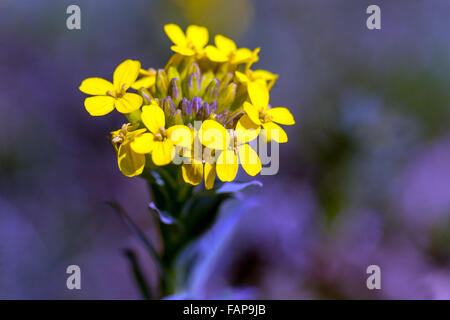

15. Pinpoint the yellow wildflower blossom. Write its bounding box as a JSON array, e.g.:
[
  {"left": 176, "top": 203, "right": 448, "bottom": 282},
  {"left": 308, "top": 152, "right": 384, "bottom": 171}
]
[
  {"left": 238, "top": 82, "right": 295, "bottom": 143},
  {"left": 131, "top": 68, "right": 156, "bottom": 90},
  {"left": 181, "top": 130, "right": 217, "bottom": 190},
  {"left": 235, "top": 69, "right": 278, "bottom": 90},
  {"left": 111, "top": 124, "right": 147, "bottom": 177},
  {"left": 164, "top": 24, "right": 209, "bottom": 57},
  {"left": 200, "top": 119, "right": 261, "bottom": 182},
  {"left": 130, "top": 104, "right": 192, "bottom": 166},
  {"left": 205, "top": 35, "right": 253, "bottom": 65},
  {"left": 79, "top": 59, "right": 143, "bottom": 116}
]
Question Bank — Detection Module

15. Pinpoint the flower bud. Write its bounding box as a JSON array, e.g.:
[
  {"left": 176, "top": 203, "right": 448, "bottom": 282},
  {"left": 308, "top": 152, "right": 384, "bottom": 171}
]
[
  {"left": 191, "top": 96, "right": 202, "bottom": 115},
  {"left": 203, "top": 78, "right": 219, "bottom": 103},
  {"left": 187, "top": 73, "right": 200, "bottom": 99},
  {"left": 180, "top": 97, "right": 193, "bottom": 120},
  {"left": 219, "top": 72, "right": 233, "bottom": 93},
  {"left": 162, "top": 96, "right": 176, "bottom": 116},
  {"left": 217, "top": 83, "right": 237, "bottom": 112},
  {"left": 168, "top": 78, "right": 182, "bottom": 105},
  {"left": 156, "top": 69, "right": 168, "bottom": 98},
  {"left": 200, "top": 70, "right": 214, "bottom": 93},
  {"left": 209, "top": 101, "right": 218, "bottom": 114},
  {"left": 168, "top": 109, "right": 184, "bottom": 126},
  {"left": 215, "top": 110, "right": 230, "bottom": 125},
  {"left": 187, "top": 62, "right": 201, "bottom": 78},
  {"left": 167, "top": 66, "right": 180, "bottom": 81}
]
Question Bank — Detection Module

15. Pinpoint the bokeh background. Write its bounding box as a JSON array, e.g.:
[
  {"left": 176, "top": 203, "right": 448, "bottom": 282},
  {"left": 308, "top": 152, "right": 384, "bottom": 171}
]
[{"left": 1, "top": 0, "right": 450, "bottom": 299}]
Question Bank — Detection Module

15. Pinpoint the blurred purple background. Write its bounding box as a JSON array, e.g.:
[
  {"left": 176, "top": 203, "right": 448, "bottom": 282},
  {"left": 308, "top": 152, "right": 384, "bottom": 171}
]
[{"left": 0, "top": 0, "right": 449, "bottom": 299}]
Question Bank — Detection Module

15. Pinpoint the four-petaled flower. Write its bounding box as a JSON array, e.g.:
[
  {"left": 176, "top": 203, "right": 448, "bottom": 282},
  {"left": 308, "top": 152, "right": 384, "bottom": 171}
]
[
  {"left": 79, "top": 59, "right": 143, "bottom": 116},
  {"left": 111, "top": 124, "right": 147, "bottom": 177},
  {"left": 164, "top": 24, "right": 209, "bottom": 57},
  {"left": 239, "top": 82, "right": 295, "bottom": 143},
  {"left": 130, "top": 104, "right": 192, "bottom": 166},
  {"left": 206, "top": 35, "right": 253, "bottom": 65},
  {"left": 200, "top": 119, "right": 261, "bottom": 182}
]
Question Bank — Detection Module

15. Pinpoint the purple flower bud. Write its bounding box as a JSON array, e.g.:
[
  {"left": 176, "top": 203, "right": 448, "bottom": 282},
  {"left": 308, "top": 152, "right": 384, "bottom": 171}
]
[
  {"left": 162, "top": 96, "right": 176, "bottom": 115},
  {"left": 168, "top": 78, "right": 182, "bottom": 105},
  {"left": 191, "top": 96, "right": 203, "bottom": 114},
  {"left": 215, "top": 110, "right": 230, "bottom": 125},
  {"left": 187, "top": 73, "right": 200, "bottom": 99},
  {"left": 209, "top": 101, "right": 218, "bottom": 113},
  {"left": 180, "top": 97, "right": 192, "bottom": 118}
]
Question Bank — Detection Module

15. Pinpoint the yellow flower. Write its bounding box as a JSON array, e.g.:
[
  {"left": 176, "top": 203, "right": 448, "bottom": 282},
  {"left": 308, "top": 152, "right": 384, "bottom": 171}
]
[
  {"left": 79, "top": 59, "right": 143, "bottom": 116},
  {"left": 131, "top": 68, "right": 156, "bottom": 90},
  {"left": 111, "top": 124, "right": 147, "bottom": 177},
  {"left": 130, "top": 104, "right": 192, "bottom": 166},
  {"left": 205, "top": 35, "right": 253, "bottom": 65},
  {"left": 235, "top": 69, "right": 278, "bottom": 90},
  {"left": 238, "top": 82, "right": 295, "bottom": 143},
  {"left": 199, "top": 120, "right": 261, "bottom": 182},
  {"left": 181, "top": 129, "right": 216, "bottom": 190},
  {"left": 164, "top": 24, "right": 209, "bottom": 57}
]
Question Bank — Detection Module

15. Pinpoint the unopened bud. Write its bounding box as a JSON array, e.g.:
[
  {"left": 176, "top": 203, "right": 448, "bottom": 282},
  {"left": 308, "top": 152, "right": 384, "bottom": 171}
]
[
  {"left": 168, "top": 109, "right": 184, "bottom": 126},
  {"left": 156, "top": 69, "right": 168, "bottom": 98},
  {"left": 187, "top": 62, "right": 201, "bottom": 78},
  {"left": 180, "top": 97, "right": 193, "bottom": 120},
  {"left": 169, "top": 78, "right": 182, "bottom": 105},
  {"left": 204, "top": 78, "right": 219, "bottom": 103},
  {"left": 217, "top": 83, "right": 237, "bottom": 112},
  {"left": 191, "top": 96, "right": 202, "bottom": 114},
  {"left": 162, "top": 96, "right": 176, "bottom": 116},
  {"left": 167, "top": 66, "right": 180, "bottom": 81},
  {"left": 219, "top": 72, "right": 233, "bottom": 93},
  {"left": 187, "top": 73, "right": 200, "bottom": 99}
]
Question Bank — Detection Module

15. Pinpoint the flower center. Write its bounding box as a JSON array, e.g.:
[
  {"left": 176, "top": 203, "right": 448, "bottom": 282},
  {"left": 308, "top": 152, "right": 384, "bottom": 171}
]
[
  {"left": 259, "top": 110, "right": 272, "bottom": 123},
  {"left": 107, "top": 85, "right": 126, "bottom": 99},
  {"left": 154, "top": 126, "right": 167, "bottom": 141}
]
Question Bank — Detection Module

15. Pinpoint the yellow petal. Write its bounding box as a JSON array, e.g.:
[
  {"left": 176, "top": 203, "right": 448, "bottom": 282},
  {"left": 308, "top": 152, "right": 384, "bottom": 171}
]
[
  {"left": 235, "top": 71, "right": 249, "bottom": 83},
  {"left": 114, "top": 92, "right": 143, "bottom": 114},
  {"left": 232, "top": 48, "right": 252, "bottom": 64},
  {"left": 236, "top": 114, "right": 261, "bottom": 144},
  {"left": 205, "top": 45, "right": 228, "bottom": 62},
  {"left": 204, "top": 162, "right": 216, "bottom": 190},
  {"left": 238, "top": 144, "right": 262, "bottom": 176},
  {"left": 130, "top": 132, "right": 154, "bottom": 154},
  {"left": 152, "top": 140, "right": 174, "bottom": 166},
  {"left": 266, "top": 107, "right": 295, "bottom": 125},
  {"left": 79, "top": 77, "right": 114, "bottom": 95},
  {"left": 243, "top": 101, "right": 261, "bottom": 125},
  {"left": 118, "top": 143, "right": 145, "bottom": 177},
  {"left": 262, "top": 121, "right": 288, "bottom": 143},
  {"left": 216, "top": 150, "right": 238, "bottom": 182},
  {"left": 248, "top": 82, "right": 269, "bottom": 110},
  {"left": 199, "top": 120, "right": 229, "bottom": 150},
  {"left": 171, "top": 45, "right": 195, "bottom": 56},
  {"left": 131, "top": 75, "right": 156, "bottom": 90},
  {"left": 113, "top": 59, "right": 141, "bottom": 91},
  {"left": 252, "top": 69, "right": 278, "bottom": 81},
  {"left": 186, "top": 25, "right": 208, "bottom": 49},
  {"left": 164, "top": 24, "right": 187, "bottom": 46},
  {"left": 84, "top": 96, "right": 115, "bottom": 116},
  {"left": 182, "top": 163, "right": 203, "bottom": 185},
  {"left": 167, "top": 125, "right": 193, "bottom": 149},
  {"left": 141, "top": 104, "right": 165, "bottom": 134},
  {"left": 215, "top": 35, "right": 236, "bottom": 55}
]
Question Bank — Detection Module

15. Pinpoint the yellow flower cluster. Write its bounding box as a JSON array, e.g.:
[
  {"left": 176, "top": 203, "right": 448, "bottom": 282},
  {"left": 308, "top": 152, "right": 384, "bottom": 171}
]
[{"left": 79, "top": 24, "right": 295, "bottom": 189}]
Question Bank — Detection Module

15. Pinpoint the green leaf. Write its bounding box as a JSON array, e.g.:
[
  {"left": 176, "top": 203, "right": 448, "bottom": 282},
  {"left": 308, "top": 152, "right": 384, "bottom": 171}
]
[
  {"left": 148, "top": 201, "right": 180, "bottom": 226},
  {"left": 106, "top": 201, "right": 165, "bottom": 276},
  {"left": 123, "top": 249, "right": 152, "bottom": 300},
  {"left": 216, "top": 180, "right": 263, "bottom": 194}
]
